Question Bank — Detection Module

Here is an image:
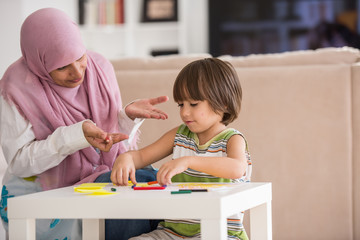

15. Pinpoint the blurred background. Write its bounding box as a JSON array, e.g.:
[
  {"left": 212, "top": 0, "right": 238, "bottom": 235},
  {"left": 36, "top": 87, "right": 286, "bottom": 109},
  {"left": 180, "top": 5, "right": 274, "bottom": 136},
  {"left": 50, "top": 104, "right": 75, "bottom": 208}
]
[
  {"left": 209, "top": 0, "right": 359, "bottom": 56},
  {"left": 0, "top": 0, "right": 359, "bottom": 75}
]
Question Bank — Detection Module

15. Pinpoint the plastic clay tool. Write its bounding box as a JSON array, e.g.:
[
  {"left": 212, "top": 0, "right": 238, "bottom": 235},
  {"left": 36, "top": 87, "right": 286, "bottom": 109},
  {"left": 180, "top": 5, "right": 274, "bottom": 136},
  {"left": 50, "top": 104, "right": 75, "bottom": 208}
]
[
  {"left": 133, "top": 186, "right": 166, "bottom": 190},
  {"left": 171, "top": 190, "right": 192, "bottom": 194}
]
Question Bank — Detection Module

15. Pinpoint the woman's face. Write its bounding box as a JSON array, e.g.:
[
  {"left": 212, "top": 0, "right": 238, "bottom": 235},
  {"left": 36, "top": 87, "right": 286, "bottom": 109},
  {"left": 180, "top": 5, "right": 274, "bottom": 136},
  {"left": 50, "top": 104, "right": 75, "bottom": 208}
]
[{"left": 49, "top": 54, "right": 87, "bottom": 88}]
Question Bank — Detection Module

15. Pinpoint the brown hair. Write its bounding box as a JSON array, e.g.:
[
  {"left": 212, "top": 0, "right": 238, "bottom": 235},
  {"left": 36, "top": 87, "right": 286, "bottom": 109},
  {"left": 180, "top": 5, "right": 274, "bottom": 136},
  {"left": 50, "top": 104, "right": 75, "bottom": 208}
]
[{"left": 173, "top": 58, "right": 242, "bottom": 126}]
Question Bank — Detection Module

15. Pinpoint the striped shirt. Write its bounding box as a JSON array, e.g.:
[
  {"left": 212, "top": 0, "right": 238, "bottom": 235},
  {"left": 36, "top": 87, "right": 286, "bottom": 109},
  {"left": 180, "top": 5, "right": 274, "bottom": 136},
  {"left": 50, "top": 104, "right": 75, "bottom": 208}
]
[{"left": 160, "top": 124, "right": 252, "bottom": 239}]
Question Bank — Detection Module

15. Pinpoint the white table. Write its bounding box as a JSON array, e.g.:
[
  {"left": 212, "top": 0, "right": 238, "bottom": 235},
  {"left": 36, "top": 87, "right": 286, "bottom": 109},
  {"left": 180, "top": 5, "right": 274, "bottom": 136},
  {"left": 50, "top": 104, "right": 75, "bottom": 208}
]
[{"left": 8, "top": 182, "right": 272, "bottom": 240}]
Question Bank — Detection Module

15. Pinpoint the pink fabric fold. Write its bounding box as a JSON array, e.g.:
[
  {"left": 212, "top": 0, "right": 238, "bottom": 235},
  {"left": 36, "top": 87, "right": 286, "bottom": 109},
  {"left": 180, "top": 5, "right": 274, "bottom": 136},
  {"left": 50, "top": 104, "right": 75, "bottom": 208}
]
[{"left": 0, "top": 8, "right": 127, "bottom": 190}]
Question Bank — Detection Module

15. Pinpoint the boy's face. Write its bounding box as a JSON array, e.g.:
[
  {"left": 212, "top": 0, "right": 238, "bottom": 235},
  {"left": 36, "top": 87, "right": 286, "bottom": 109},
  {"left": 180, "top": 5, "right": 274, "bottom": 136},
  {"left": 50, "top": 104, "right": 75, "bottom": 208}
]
[{"left": 178, "top": 99, "right": 224, "bottom": 142}]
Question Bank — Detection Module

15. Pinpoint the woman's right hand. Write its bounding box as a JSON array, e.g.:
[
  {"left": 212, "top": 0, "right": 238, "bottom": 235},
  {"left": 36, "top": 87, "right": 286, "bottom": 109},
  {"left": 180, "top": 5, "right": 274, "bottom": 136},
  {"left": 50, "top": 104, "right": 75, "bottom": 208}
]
[
  {"left": 111, "top": 152, "right": 137, "bottom": 186},
  {"left": 82, "top": 120, "right": 128, "bottom": 152}
]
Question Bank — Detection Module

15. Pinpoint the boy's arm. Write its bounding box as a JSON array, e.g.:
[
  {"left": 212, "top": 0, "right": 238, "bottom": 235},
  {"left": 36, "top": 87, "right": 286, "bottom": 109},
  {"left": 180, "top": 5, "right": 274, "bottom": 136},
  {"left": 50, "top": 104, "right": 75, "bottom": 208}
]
[
  {"left": 111, "top": 127, "right": 178, "bottom": 185},
  {"left": 157, "top": 134, "right": 248, "bottom": 185}
]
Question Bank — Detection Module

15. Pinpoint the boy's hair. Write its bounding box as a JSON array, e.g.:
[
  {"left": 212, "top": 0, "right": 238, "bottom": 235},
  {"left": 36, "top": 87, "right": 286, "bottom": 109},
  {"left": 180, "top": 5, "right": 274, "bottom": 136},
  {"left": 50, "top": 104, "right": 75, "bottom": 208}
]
[{"left": 173, "top": 58, "right": 242, "bottom": 126}]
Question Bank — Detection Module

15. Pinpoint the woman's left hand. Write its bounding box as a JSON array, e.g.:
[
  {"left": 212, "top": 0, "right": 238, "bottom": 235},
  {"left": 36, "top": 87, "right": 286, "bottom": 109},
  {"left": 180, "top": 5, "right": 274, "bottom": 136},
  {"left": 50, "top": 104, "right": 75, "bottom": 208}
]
[{"left": 125, "top": 96, "right": 169, "bottom": 120}]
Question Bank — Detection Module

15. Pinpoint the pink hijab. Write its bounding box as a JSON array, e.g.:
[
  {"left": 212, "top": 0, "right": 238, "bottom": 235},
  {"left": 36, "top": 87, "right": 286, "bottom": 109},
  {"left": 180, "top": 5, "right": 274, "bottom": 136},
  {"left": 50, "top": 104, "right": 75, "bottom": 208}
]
[{"left": 0, "top": 8, "right": 126, "bottom": 190}]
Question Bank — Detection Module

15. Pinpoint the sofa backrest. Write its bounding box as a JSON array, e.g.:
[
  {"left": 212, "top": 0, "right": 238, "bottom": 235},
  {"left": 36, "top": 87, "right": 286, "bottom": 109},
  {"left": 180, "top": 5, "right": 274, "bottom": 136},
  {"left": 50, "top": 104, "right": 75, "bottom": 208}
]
[
  {"left": 351, "top": 62, "right": 360, "bottom": 240},
  {"left": 236, "top": 63, "right": 353, "bottom": 239},
  {"left": 111, "top": 47, "right": 360, "bottom": 240}
]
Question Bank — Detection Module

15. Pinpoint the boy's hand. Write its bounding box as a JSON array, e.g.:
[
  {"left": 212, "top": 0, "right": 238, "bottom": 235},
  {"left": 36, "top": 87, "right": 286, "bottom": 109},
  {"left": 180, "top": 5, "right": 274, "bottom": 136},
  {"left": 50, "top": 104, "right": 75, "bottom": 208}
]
[
  {"left": 111, "top": 153, "right": 137, "bottom": 186},
  {"left": 156, "top": 157, "right": 189, "bottom": 186}
]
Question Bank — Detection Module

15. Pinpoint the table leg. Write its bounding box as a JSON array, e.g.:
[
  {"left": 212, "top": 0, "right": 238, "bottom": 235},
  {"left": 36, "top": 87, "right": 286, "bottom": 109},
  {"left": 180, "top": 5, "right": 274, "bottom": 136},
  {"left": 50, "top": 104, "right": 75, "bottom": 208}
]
[
  {"left": 201, "top": 218, "right": 227, "bottom": 240},
  {"left": 250, "top": 201, "right": 272, "bottom": 240},
  {"left": 9, "top": 218, "right": 35, "bottom": 240},
  {"left": 83, "top": 219, "right": 105, "bottom": 240}
]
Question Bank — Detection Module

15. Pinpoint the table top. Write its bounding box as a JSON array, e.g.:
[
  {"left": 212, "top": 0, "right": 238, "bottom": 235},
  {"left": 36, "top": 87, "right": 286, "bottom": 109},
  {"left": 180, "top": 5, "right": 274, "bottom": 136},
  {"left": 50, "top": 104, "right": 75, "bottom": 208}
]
[{"left": 9, "top": 182, "right": 271, "bottom": 220}]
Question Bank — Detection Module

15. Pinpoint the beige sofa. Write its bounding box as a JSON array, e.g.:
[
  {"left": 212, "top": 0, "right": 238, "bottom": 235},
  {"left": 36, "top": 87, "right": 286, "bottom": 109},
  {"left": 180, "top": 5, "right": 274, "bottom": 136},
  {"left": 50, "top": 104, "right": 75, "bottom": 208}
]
[{"left": 111, "top": 47, "right": 360, "bottom": 240}]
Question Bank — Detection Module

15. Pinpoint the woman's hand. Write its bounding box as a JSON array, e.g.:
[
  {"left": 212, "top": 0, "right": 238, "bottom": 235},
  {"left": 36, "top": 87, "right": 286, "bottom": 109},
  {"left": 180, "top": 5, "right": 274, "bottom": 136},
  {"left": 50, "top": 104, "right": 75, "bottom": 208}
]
[
  {"left": 111, "top": 152, "right": 137, "bottom": 186},
  {"left": 156, "top": 157, "right": 190, "bottom": 186},
  {"left": 125, "top": 96, "right": 169, "bottom": 120},
  {"left": 82, "top": 121, "right": 128, "bottom": 152}
]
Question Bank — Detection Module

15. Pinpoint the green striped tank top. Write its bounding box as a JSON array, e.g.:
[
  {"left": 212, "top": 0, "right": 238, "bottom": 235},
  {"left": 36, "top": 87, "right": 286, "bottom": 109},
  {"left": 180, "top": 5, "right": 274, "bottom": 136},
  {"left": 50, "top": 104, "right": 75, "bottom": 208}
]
[{"left": 160, "top": 124, "right": 252, "bottom": 239}]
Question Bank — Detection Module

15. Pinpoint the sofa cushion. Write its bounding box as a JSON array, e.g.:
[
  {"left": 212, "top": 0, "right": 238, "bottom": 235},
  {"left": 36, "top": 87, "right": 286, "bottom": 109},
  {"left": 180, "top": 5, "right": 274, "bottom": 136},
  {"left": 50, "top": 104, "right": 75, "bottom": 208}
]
[
  {"left": 111, "top": 53, "right": 211, "bottom": 71},
  {"left": 351, "top": 63, "right": 360, "bottom": 239},
  {"left": 220, "top": 47, "right": 360, "bottom": 67},
  {"left": 235, "top": 64, "right": 352, "bottom": 239}
]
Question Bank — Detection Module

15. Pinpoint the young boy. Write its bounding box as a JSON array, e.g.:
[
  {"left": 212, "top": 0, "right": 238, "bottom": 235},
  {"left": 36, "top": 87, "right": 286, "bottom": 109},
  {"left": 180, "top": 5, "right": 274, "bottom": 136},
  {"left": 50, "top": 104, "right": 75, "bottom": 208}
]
[{"left": 111, "top": 58, "right": 252, "bottom": 240}]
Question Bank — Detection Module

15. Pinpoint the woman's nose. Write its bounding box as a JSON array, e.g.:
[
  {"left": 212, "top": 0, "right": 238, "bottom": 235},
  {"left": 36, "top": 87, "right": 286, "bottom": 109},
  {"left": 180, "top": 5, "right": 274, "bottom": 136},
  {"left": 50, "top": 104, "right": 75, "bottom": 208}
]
[{"left": 69, "top": 62, "right": 82, "bottom": 78}]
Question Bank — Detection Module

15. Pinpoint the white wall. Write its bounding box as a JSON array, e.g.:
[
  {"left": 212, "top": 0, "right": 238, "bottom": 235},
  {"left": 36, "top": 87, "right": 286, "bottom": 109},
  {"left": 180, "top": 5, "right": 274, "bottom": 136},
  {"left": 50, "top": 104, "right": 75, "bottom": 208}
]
[
  {"left": 179, "top": 0, "right": 208, "bottom": 54},
  {"left": 0, "top": 1, "right": 23, "bottom": 78}
]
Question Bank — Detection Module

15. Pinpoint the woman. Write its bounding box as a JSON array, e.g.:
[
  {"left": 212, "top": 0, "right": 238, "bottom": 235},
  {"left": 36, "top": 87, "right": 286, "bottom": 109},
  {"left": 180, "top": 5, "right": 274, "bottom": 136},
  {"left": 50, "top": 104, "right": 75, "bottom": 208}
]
[{"left": 0, "top": 8, "right": 167, "bottom": 240}]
